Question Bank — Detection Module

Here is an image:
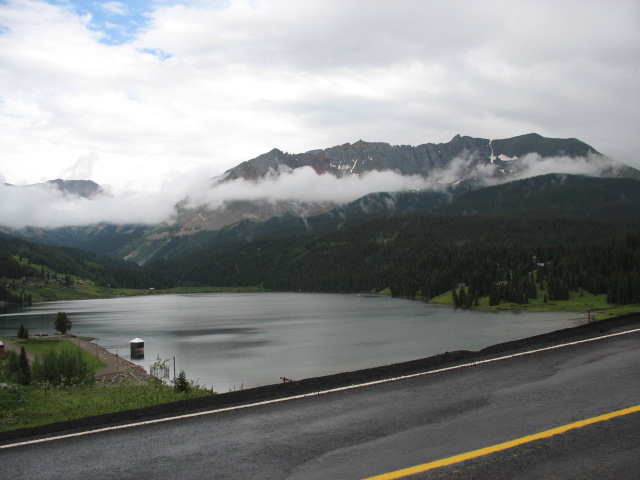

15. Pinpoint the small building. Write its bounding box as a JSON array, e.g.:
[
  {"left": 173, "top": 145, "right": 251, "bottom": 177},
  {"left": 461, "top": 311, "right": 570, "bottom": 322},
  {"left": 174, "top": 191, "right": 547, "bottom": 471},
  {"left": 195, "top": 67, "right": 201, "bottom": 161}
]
[
  {"left": 130, "top": 338, "right": 144, "bottom": 359},
  {"left": 0, "top": 341, "right": 4, "bottom": 356}
]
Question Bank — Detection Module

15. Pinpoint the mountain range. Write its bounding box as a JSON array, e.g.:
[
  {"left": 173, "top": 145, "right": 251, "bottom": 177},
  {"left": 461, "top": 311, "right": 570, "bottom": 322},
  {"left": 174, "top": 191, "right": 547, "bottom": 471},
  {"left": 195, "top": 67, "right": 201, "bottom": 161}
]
[
  {"left": 2, "top": 179, "right": 103, "bottom": 198},
  {"left": 2, "top": 133, "right": 639, "bottom": 265}
]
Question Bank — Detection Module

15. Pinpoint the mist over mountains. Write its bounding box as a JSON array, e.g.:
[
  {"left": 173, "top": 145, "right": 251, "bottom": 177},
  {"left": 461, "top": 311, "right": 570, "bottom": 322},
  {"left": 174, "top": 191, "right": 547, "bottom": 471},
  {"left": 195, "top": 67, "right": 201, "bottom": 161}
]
[
  {"left": 2, "top": 133, "right": 639, "bottom": 264},
  {"left": 179, "top": 133, "right": 634, "bottom": 226}
]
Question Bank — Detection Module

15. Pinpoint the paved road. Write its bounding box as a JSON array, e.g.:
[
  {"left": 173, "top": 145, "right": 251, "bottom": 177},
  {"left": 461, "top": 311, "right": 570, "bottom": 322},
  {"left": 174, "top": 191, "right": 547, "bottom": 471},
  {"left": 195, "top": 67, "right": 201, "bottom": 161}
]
[{"left": 2, "top": 328, "right": 639, "bottom": 479}]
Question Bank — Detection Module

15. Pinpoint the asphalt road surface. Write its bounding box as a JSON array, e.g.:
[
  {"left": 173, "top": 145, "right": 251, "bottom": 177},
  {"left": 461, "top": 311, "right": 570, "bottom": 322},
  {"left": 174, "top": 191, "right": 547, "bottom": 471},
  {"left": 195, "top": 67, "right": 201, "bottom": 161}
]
[{"left": 2, "top": 321, "right": 639, "bottom": 479}]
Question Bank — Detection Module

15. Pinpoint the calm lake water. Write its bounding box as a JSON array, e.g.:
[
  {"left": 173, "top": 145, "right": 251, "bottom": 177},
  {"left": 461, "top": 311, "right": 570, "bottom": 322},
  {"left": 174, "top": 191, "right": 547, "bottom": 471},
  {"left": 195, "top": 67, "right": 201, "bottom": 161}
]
[{"left": 0, "top": 293, "right": 582, "bottom": 391}]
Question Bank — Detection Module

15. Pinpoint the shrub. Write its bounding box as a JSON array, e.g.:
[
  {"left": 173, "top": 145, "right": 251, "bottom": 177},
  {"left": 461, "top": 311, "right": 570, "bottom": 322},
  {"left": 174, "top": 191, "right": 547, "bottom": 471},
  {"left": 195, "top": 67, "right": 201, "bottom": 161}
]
[
  {"left": 31, "top": 349, "right": 94, "bottom": 387},
  {"left": 0, "top": 348, "right": 31, "bottom": 385}
]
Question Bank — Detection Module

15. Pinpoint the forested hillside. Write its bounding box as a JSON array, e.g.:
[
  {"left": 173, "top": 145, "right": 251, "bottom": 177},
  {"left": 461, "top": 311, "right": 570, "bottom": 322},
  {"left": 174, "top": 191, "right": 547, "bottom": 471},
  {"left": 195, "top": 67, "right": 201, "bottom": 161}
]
[
  {"left": 109, "top": 174, "right": 640, "bottom": 265},
  {"left": 0, "top": 233, "right": 173, "bottom": 305},
  {"left": 138, "top": 174, "right": 640, "bottom": 306},
  {"left": 147, "top": 212, "right": 640, "bottom": 305}
]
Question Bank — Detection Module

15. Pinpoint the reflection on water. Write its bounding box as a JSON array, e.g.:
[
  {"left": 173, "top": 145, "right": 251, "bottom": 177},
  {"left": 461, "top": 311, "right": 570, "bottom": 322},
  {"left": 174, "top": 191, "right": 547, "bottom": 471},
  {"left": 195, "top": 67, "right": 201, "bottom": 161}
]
[{"left": 0, "top": 293, "right": 581, "bottom": 391}]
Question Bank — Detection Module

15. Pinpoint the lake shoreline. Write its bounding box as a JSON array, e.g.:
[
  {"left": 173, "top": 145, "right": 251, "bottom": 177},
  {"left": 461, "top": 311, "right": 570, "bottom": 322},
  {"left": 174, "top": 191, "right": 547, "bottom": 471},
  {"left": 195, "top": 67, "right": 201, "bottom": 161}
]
[
  {"left": 7, "top": 282, "right": 639, "bottom": 325},
  {"left": 2, "top": 312, "right": 638, "bottom": 444}
]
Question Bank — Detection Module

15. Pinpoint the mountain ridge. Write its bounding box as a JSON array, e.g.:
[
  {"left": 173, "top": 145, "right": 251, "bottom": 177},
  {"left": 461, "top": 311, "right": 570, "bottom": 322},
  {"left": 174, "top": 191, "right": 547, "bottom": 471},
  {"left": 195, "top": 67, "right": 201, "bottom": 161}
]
[
  {"left": 2, "top": 179, "right": 103, "bottom": 199},
  {"left": 31, "top": 173, "right": 636, "bottom": 265},
  {"left": 219, "top": 132, "right": 610, "bottom": 183},
  {"left": 172, "top": 132, "right": 637, "bottom": 243},
  {"left": 3, "top": 133, "right": 639, "bottom": 264}
]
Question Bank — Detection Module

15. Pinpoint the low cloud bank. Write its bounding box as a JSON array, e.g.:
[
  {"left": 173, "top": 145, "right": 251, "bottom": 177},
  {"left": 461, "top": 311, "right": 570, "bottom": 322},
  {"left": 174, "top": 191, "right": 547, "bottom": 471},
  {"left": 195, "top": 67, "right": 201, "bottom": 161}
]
[
  {"left": 1, "top": 153, "right": 630, "bottom": 229},
  {"left": 435, "top": 152, "right": 628, "bottom": 187},
  {"left": 0, "top": 183, "right": 187, "bottom": 229},
  {"left": 0, "top": 169, "right": 434, "bottom": 229},
  {"left": 186, "top": 167, "right": 436, "bottom": 210},
  {"left": 510, "top": 152, "right": 627, "bottom": 179}
]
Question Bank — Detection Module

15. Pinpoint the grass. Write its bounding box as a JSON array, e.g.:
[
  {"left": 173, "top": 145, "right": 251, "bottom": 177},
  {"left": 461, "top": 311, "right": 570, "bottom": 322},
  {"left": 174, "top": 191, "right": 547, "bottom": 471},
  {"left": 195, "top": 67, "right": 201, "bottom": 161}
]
[
  {"left": 430, "top": 291, "right": 455, "bottom": 305},
  {"left": 11, "top": 338, "right": 105, "bottom": 373},
  {"left": 19, "top": 281, "right": 266, "bottom": 303},
  {"left": 22, "top": 280, "right": 152, "bottom": 303},
  {"left": 160, "top": 285, "right": 266, "bottom": 294},
  {"left": 10, "top": 256, "right": 266, "bottom": 303},
  {"left": 429, "top": 288, "right": 640, "bottom": 321},
  {"left": 0, "top": 381, "right": 213, "bottom": 432},
  {"left": 0, "top": 336, "right": 213, "bottom": 432}
]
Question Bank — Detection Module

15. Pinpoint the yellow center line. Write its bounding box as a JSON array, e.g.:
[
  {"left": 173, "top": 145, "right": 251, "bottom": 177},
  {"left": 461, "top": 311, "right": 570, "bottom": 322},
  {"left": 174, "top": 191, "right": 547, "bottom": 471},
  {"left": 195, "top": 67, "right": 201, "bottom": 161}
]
[{"left": 362, "top": 404, "right": 640, "bottom": 480}]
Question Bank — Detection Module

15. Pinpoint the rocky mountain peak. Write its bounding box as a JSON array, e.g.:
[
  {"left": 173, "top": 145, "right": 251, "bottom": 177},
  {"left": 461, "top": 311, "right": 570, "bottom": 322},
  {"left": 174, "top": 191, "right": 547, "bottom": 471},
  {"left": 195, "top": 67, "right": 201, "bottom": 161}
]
[
  {"left": 45, "top": 179, "right": 103, "bottom": 199},
  {"left": 220, "top": 133, "right": 630, "bottom": 186}
]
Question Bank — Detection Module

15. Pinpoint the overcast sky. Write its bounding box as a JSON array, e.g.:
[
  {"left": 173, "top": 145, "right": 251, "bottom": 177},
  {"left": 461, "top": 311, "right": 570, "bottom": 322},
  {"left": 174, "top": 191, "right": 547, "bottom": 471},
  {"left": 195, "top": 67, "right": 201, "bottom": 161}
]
[{"left": 1, "top": 0, "right": 639, "bottom": 196}]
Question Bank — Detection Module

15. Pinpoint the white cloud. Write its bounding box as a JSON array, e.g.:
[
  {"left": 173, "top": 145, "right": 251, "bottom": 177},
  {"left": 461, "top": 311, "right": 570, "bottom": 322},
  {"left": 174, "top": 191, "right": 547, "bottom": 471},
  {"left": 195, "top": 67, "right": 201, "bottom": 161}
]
[
  {"left": 0, "top": 183, "right": 175, "bottom": 229},
  {"left": 0, "top": 167, "right": 213, "bottom": 229},
  {"left": 507, "top": 153, "right": 630, "bottom": 180},
  {"left": 430, "top": 151, "right": 630, "bottom": 188},
  {"left": 0, "top": 167, "right": 433, "bottom": 228},
  {"left": 0, "top": 149, "right": 630, "bottom": 229},
  {"left": 59, "top": 151, "right": 99, "bottom": 180},
  {"left": 0, "top": 0, "right": 638, "bottom": 195},
  {"left": 188, "top": 167, "right": 434, "bottom": 210},
  {"left": 101, "top": 2, "right": 128, "bottom": 16}
]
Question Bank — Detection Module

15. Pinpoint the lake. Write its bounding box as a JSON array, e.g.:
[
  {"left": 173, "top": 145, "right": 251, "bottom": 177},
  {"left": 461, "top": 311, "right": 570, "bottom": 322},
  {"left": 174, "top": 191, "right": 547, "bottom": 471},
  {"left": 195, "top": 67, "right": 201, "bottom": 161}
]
[{"left": 0, "top": 293, "right": 583, "bottom": 391}]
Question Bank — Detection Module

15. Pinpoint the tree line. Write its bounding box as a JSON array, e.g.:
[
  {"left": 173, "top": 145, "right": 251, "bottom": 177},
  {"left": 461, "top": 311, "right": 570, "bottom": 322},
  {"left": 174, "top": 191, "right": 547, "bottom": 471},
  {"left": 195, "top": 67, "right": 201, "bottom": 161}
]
[{"left": 148, "top": 214, "right": 640, "bottom": 306}]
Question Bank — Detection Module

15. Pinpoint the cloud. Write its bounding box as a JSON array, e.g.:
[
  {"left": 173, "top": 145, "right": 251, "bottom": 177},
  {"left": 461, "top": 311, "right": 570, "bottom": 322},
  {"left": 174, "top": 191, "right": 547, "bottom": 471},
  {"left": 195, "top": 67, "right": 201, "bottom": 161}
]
[
  {"left": 0, "top": 0, "right": 638, "bottom": 195},
  {"left": 506, "top": 153, "right": 631, "bottom": 181},
  {"left": 0, "top": 169, "right": 212, "bottom": 229},
  {"left": 431, "top": 151, "right": 631, "bottom": 188},
  {"left": 0, "top": 149, "right": 632, "bottom": 229},
  {"left": 100, "top": 2, "right": 128, "bottom": 16},
  {"left": 59, "top": 152, "right": 99, "bottom": 180},
  {"left": 188, "top": 167, "right": 435, "bottom": 210},
  {"left": 0, "top": 184, "right": 168, "bottom": 229},
  {"left": 0, "top": 166, "right": 436, "bottom": 228}
]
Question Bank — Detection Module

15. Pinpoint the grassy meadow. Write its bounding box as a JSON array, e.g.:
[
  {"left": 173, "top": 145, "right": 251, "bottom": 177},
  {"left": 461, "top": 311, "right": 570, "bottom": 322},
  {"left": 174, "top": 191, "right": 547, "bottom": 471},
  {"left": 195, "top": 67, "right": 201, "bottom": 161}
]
[
  {"left": 0, "top": 337, "right": 213, "bottom": 432},
  {"left": 429, "top": 289, "right": 640, "bottom": 320}
]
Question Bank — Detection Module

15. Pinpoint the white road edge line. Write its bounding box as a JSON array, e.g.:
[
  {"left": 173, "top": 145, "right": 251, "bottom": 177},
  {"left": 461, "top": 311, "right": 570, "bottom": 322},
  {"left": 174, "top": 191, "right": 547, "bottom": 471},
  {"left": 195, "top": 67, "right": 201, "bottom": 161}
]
[{"left": 2, "top": 327, "right": 639, "bottom": 450}]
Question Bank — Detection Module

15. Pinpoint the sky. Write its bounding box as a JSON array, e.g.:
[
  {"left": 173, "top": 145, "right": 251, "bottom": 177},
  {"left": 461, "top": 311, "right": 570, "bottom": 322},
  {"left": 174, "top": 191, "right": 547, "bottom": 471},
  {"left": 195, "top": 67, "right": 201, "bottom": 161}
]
[{"left": 0, "top": 0, "right": 639, "bottom": 227}]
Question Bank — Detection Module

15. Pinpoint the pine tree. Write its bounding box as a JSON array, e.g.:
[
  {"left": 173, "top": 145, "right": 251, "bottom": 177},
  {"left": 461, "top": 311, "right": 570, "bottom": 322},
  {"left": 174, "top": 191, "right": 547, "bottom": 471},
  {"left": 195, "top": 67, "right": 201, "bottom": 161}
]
[
  {"left": 452, "top": 287, "right": 459, "bottom": 307},
  {"left": 458, "top": 287, "right": 467, "bottom": 308},
  {"left": 489, "top": 283, "right": 501, "bottom": 306},
  {"left": 54, "top": 311, "right": 72, "bottom": 334},
  {"left": 174, "top": 370, "right": 190, "bottom": 393},
  {"left": 18, "top": 346, "right": 31, "bottom": 385},
  {"left": 464, "top": 288, "right": 474, "bottom": 308}
]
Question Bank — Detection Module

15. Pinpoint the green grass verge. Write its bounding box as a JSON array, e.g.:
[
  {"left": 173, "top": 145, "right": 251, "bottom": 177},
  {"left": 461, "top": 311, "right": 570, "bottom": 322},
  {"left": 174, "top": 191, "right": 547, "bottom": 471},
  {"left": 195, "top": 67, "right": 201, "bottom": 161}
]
[{"left": 0, "top": 382, "right": 213, "bottom": 432}]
